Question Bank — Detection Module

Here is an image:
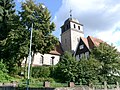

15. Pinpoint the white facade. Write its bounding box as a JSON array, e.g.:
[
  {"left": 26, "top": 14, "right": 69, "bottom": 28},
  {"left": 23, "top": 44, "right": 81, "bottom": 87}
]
[
  {"left": 71, "top": 28, "right": 84, "bottom": 51},
  {"left": 22, "top": 53, "right": 60, "bottom": 66},
  {"left": 61, "top": 18, "right": 84, "bottom": 52}
]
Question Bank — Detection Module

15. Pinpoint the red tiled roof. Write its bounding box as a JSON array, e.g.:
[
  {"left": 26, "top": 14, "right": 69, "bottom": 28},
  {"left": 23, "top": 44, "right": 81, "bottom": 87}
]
[
  {"left": 81, "top": 37, "right": 89, "bottom": 49},
  {"left": 80, "top": 36, "right": 103, "bottom": 50},
  {"left": 88, "top": 36, "right": 103, "bottom": 47},
  {"left": 49, "top": 42, "right": 63, "bottom": 55}
]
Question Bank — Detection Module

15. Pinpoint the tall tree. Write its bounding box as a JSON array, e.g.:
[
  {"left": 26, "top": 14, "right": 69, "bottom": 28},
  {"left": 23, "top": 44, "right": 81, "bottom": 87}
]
[
  {"left": 1, "top": 26, "right": 29, "bottom": 74},
  {"left": 92, "top": 43, "right": 120, "bottom": 83},
  {"left": 0, "top": 0, "right": 16, "bottom": 40},
  {"left": 19, "top": 0, "right": 58, "bottom": 64},
  {"left": 0, "top": 0, "right": 21, "bottom": 74}
]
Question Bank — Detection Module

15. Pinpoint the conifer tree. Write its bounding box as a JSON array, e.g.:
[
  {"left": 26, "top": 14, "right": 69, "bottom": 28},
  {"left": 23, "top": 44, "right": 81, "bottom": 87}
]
[
  {"left": 0, "top": 0, "right": 16, "bottom": 40},
  {"left": 0, "top": 0, "right": 26, "bottom": 74}
]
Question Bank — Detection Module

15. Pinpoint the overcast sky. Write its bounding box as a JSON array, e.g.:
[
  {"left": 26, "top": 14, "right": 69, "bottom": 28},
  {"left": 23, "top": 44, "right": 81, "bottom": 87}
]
[{"left": 16, "top": 0, "right": 120, "bottom": 51}]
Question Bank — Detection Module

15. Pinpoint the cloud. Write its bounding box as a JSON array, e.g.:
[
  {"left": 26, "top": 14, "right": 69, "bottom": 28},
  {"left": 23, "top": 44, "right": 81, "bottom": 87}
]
[
  {"left": 95, "top": 25, "right": 120, "bottom": 51},
  {"left": 53, "top": 0, "right": 120, "bottom": 51}
]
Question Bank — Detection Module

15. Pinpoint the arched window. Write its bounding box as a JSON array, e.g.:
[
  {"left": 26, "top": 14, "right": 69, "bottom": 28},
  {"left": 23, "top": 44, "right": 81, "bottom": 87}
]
[
  {"left": 74, "top": 24, "right": 76, "bottom": 28},
  {"left": 85, "top": 52, "right": 89, "bottom": 59},
  {"left": 40, "top": 55, "right": 44, "bottom": 64},
  {"left": 51, "top": 56, "right": 55, "bottom": 65},
  {"left": 78, "top": 26, "right": 80, "bottom": 30}
]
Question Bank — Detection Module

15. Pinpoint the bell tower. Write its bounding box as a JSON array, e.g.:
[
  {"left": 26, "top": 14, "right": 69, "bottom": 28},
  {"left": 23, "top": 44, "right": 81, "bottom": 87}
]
[{"left": 61, "top": 17, "right": 84, "bottom": 52}]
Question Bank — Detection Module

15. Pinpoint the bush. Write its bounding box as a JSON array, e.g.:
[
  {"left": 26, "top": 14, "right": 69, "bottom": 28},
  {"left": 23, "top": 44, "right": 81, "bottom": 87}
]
[
  {"left": 32, "top": 66, "right": 50, "bottom": 78},
  {"left": 0, "top": 60, "right": 12, "bottom": 82},
  {"left": 0, "top": 60, "right": 8, "bottom": 73},
  {"left": 35, "top": 77, "right": 55, "bottom": 83},
  {"left": 49, "top": 66, "right": 57, "bottom": 78},
  {"left": 0, "top": 70, "right": 14, "bottom": 82}
]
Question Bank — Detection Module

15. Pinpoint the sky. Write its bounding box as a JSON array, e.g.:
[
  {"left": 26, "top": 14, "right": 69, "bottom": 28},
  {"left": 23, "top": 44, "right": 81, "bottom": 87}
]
[{"left": 15, "top": 0, "right": 120, "bottom": 51}]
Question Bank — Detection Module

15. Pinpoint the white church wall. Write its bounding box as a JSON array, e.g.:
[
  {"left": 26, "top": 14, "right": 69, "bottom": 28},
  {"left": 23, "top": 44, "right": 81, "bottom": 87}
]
[
  {"left": 70, "top": 21, "right": 84, "bottom": 51},
  {"left": 71, "top": 29, "right": 84, "bottom": 51},
  {"left": 22, "top": 53, "right": 60, "bottom": 66},
  {"left": 42, "top": 53, "right": 60, "bottom": 65},
  {"left": 70, "top": 22, "right": 83, "bottom": 32}
]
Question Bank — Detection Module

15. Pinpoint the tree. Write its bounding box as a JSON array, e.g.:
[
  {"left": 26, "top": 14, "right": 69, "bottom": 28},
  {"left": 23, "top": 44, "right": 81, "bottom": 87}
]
[
  {"left": 55, "top": 51, "right": 78, "bottom": 82},
  {"left": 1, "top": 26, "right": 29, "bottom": 74},
  {"left": 19, "top": 0, "right": 58, "bottom": 65},
  {"left": 0, "top": 0, "right": 22, "bottom": 74},
  {"left": 0, "top": 0, "right": 16, "bottom": 40},
  {"left": 77, "top": 57, "right": 101, "bottom": 85},
  {"left": 92, "top": 43, "right": 120, "bottom": 83}
]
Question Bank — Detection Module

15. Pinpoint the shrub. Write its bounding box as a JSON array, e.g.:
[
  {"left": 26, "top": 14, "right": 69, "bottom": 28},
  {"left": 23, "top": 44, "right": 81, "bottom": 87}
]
[
  {"left": 0, "top": 60, "right": 13, "bottom": 82},
  {"left": 49, "top": 66, "right": 57, "bottom": 78},
  {"left": 0, "top": 60, "right": 8, "bottom": 73},
  {"left": 0, "top": 70, "right": 14, "bottom": 82},
  {"left": 32, "top": 66, "right": 50, "bottom": 78}
]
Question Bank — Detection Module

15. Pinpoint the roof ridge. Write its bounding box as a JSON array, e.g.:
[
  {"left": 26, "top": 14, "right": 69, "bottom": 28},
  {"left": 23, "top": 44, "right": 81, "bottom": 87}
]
[{"left": 81, "top": 37, "right": 89, "bottom": 49}]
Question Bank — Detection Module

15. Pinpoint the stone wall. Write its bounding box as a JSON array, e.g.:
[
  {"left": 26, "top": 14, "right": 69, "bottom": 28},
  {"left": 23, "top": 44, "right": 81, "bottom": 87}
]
[{"left": 0, "top": 81, "right": 119, "bottom": 90}]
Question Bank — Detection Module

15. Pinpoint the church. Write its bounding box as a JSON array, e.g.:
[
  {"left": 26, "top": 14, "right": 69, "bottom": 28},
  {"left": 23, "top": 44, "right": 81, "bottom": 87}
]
[{"left": 22, "top": 17, "right": 103, "bottom": 66}]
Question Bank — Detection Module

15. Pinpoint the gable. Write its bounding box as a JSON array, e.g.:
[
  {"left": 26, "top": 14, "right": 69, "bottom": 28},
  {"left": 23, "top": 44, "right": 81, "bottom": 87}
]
[{"left": 75, "top": 37, "right": 90, "bottom": 57}]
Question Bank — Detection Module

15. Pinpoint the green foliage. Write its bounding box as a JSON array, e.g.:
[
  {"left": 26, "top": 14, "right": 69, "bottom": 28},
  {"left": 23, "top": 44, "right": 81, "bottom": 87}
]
[
  {"left": 0, "top": 60, "right": 14, "bottom": 82},
  {"left": 32, "top": 66, "right": 50, "bottom": 78},
  {"left": 36, "top": 78, "right": 55, "bottom": 83},
  {"left": 0, "top": 71, "right": 14, "bottom": 82},
  {"left": 77, "top": 57, "right": 101, "bottom": 85},
  {"left": 55, "top": 51, "right": 78, "bottom": 82},
  {"left": 0, "top": 0, "right": 24, "bottom": 74},
  {"left": 49, "top": 65, "right": 57, "bottom": 78},
  {"left": 1, "top": 27, "right": 29, "bottom": 74},
  {"left": 53, "top": 43, "right": 120, "bottom": 84},
  {"left": 19, "top": 0, "right": 58, "bottom": 54},
  {"left": 0, "top": 0, "right": 16, "bottom": 40},
  {"left": 0, "top": 0, "right": 58, "bottom": 75},
  {"left": 92, "top": 43, "right": 120, "bottom": 82},
  {"left": 0, "top": 60, "right": 8, "bottom": 73},
  {"left": 18, "top": 0, "right": 58, "bottom": 76}
]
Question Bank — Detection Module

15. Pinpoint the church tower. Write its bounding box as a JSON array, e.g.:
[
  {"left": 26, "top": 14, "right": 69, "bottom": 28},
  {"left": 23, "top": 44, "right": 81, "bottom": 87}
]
[{"left": 61, "top": 17, "right": 84, "bottom": 52}]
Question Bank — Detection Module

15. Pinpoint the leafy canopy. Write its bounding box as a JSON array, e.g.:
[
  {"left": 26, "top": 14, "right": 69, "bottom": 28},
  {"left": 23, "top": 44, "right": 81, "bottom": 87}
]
[
  {"left": 55, "top": 51, "right": 78, "bottom": 82},
  {"left": 92, "top": 43, "right": 120, "bottom": 82},
  {"left": 20, "top": 0, "right": 58, "bottom": 54}
]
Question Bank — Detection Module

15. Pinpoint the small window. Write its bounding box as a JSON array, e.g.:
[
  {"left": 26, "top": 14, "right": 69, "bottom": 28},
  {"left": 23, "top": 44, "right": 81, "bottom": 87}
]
[
  {"left": 67, "top": 24, "right": 69, "bottom": 29},
  {"left": 76, "top": 55, "right": 79, "bottom": 60},
  {"left": 80, "top": 45, "right": 84, "bottom": 49},
  {"left": 40, "top": 55, "right": 44, "bottom": 64},
  {"left": 50, "top": 56, "right": 55, "bottom": 65},
  {"left": 74, "top": 24, "right": 76, "bottom": 28},
  {"left": 85, "top": 52, "right": 89, "bottom": 59},
  {"left": 78, "top": 26, "right": 80, "bottom": 30}
]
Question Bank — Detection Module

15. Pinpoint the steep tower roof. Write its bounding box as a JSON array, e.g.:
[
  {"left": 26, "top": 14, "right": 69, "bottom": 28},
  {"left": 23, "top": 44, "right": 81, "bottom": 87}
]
[{"left": 64, "top": 18, "right": 83, "bottom": 26}]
